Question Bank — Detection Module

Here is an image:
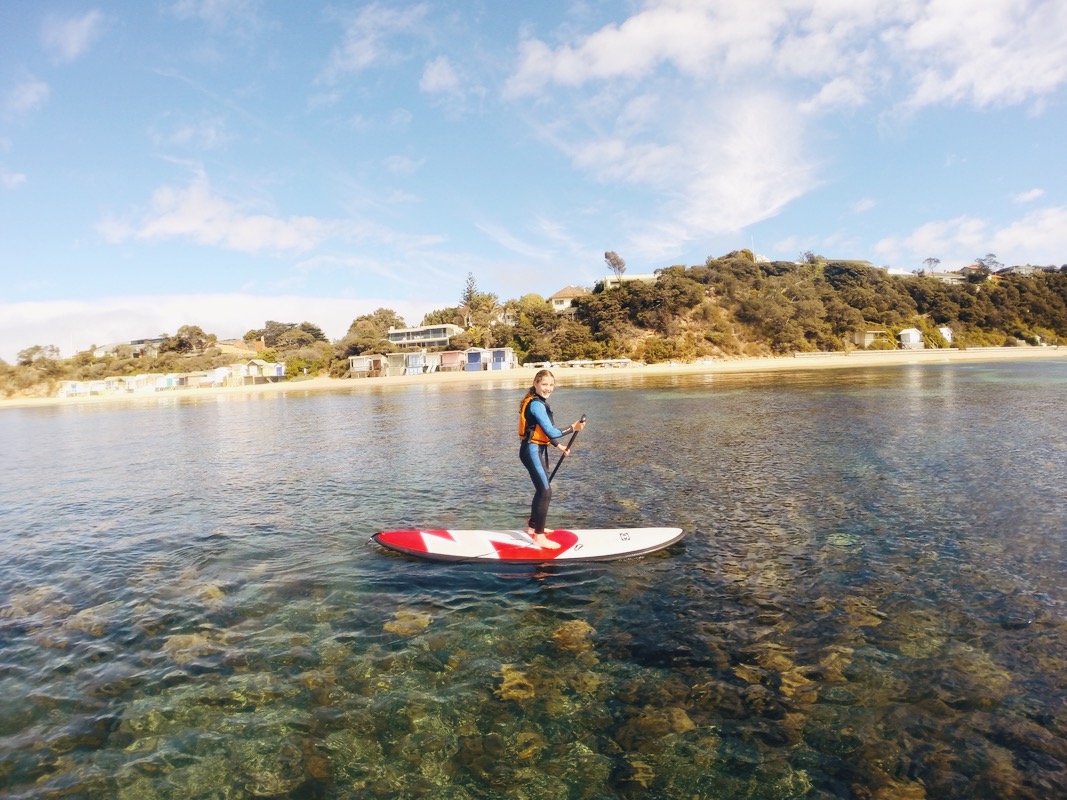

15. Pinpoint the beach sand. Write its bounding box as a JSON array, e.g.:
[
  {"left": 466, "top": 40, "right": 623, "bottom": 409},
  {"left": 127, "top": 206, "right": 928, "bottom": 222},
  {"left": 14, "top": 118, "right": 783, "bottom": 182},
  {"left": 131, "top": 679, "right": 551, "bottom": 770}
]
[{"left": 2, "top": 346, "right": 1064, "bottom": 410}]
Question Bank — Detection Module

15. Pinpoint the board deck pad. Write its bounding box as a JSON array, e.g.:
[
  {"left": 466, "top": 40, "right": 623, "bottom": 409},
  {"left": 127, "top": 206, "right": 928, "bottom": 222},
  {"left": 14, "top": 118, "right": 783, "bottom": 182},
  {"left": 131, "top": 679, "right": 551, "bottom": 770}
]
[{"left": 372, "top": 527, "right": 685, "bottom": 562}]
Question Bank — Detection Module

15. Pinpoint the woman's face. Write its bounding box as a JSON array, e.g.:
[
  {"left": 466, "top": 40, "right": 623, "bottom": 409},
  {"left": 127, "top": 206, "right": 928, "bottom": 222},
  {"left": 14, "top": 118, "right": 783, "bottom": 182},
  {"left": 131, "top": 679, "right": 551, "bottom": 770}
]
[{"left": 534, "top": 376, "right": 555, "bottom": 399}]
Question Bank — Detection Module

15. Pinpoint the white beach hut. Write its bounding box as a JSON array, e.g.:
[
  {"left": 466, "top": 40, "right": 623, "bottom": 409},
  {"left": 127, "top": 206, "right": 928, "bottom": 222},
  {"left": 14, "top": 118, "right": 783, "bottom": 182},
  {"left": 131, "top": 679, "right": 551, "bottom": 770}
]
[{"left": 898, "top": 328, "right": 924, "bottom": 350}]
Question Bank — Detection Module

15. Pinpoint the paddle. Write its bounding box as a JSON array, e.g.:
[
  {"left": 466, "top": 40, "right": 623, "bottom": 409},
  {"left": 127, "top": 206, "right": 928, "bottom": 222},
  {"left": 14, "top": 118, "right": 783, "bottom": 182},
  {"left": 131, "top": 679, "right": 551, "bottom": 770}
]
[{"left": 549, "top": 414, "right": 586, "bottom": 483}]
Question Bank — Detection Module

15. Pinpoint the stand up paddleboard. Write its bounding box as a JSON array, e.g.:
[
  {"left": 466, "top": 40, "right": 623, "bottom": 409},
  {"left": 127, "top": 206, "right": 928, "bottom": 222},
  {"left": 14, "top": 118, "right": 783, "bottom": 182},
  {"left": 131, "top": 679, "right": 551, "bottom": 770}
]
[{"left": 372, "top": 527, "right": 685, "bottom": 563}]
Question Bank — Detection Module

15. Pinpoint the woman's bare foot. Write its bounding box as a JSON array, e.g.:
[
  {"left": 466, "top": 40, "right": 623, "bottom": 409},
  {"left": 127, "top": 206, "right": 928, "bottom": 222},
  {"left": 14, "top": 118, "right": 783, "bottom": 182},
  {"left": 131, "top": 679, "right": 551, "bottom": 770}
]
[{"left": 532, "top": 533, "right": 561, "bottom": 550}]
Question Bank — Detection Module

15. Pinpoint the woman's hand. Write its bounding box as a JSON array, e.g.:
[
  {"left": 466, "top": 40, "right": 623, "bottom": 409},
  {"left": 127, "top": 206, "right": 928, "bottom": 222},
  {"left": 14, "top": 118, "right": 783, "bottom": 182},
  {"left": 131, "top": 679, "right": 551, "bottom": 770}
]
[{"left": 573, "top": 419, "right": 586, "bottom": 432}]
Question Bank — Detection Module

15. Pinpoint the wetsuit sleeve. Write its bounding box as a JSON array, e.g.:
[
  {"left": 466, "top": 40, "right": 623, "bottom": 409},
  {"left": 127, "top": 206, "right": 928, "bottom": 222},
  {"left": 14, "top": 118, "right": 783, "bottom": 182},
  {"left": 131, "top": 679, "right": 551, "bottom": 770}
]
[{"left": 527, "top": 399, "right": 571, "bottom": 444}]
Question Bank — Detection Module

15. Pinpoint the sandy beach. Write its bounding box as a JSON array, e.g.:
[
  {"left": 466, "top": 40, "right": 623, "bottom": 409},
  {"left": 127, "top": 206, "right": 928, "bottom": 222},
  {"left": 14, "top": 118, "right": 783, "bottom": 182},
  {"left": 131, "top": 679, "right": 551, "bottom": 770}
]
[{"left": 2, "top": 346, "right": 1064, "bottom": 410}]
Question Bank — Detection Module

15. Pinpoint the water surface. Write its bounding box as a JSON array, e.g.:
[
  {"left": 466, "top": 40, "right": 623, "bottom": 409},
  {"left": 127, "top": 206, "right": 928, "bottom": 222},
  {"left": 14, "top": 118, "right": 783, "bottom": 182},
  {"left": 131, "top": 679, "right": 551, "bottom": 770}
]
[{"left": 1, "top": 361, "right": 1065, "bottom": 798}]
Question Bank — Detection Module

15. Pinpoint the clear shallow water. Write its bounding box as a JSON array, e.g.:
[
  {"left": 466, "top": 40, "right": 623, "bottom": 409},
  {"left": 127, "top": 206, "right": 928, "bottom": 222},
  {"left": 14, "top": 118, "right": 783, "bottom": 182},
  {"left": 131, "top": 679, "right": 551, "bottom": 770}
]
[{"left": 1, "top": 361, "right": 1065, "bottom": 799}]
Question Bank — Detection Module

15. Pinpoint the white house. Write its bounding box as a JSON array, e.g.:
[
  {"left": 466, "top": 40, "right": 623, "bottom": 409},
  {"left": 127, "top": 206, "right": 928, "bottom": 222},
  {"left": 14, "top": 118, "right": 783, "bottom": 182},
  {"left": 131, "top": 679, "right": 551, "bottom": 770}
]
[
  {"left": 599, "top": 273, "right": 659, "bottom": 290},
  {"left": 928, "top": 272, "right": 966, "bottom": 285},
  {"left": 348, "top": 354, "right": 387, "bottom": 377},
  {"left": 244, "top": 359, "right": 286, "bottom": 382},
  {"left": 488, "top": 347, "right": 517, "bottom": 370},
  {"left": 898, "top": 328, "right": 924, "bottom": 350},
  {"left": 548, "top": 286, "right": 591, "bottom": 315},
  {"left": 387, "top": 324, "right": 463, "bottom": 348},
  {"left": 850, "top": 330, "right": 892, "bottom": 347}
]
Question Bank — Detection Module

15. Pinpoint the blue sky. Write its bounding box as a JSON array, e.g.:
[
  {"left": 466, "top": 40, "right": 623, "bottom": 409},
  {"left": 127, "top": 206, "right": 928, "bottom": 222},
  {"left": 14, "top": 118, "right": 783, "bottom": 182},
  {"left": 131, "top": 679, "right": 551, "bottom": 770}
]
[{"left": 2, "top": 1, "right": 1066, "bottom": 362}]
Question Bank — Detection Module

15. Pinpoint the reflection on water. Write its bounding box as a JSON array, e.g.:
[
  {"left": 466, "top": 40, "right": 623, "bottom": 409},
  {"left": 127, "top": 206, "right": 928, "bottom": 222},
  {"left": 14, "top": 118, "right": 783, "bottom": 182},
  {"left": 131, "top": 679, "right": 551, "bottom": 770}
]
[{"left": 1, "top": 361, "right": 1065, "bottom": 798}]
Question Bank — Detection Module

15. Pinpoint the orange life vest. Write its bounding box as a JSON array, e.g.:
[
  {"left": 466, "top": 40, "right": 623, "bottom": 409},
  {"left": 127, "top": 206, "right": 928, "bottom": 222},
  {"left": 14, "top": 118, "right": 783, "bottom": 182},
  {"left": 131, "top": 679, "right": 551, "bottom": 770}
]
[{"left": 518, "top": 394, "right": 552, "bottom": 445}]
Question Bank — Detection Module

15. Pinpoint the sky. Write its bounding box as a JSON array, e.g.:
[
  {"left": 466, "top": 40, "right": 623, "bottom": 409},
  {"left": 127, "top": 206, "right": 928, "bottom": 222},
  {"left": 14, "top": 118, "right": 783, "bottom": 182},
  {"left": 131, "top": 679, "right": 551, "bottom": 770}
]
[{"left": 2, "top": 0, "right": 1066, "bottom": 362}]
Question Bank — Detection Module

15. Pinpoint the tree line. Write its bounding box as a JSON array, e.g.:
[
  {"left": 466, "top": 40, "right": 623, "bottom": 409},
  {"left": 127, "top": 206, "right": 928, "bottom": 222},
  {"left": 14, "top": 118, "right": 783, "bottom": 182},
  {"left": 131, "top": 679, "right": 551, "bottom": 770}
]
[{"left": 4, "top": 252, "right": 1066, "bottom": 397}]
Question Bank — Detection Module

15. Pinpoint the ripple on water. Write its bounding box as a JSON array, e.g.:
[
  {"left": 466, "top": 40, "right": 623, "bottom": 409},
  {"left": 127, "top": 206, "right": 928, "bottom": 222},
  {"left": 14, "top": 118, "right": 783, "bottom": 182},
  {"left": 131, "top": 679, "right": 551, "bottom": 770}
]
[{"left": 2, "top": 364, "right": 1066, "bottom": 797}]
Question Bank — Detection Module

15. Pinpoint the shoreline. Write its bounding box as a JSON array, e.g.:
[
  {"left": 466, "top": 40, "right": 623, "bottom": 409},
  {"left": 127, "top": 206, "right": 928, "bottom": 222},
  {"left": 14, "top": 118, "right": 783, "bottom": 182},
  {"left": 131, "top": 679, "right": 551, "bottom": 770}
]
[{"left": 2, "top": 346, "right": 1064, "bottom": 410}]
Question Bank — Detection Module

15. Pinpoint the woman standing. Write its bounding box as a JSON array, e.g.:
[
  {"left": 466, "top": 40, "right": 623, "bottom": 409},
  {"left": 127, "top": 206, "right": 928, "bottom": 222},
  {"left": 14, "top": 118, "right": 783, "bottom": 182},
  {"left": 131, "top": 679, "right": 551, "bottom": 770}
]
[{"left": 519, "top": 369, "right": 586, "bottom": 548}]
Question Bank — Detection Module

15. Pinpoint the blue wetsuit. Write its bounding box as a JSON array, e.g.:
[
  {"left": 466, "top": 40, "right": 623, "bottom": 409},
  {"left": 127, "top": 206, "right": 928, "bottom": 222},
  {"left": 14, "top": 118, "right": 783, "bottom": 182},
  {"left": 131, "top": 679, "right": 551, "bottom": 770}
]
[{"left": 519, "top": 394, "right": 574, "bottom": 534}]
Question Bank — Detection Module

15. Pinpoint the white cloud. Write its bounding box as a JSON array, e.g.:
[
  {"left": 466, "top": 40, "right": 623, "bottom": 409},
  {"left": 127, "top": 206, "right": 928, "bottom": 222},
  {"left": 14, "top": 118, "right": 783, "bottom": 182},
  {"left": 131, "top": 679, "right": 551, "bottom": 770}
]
[
  {"left": 168, "top": 0, "right": 264, "bottom": 34},
  {"left": 989, "top": 207, "right": 1067, "bottom": 261},
  {"left": 893, "top": 0, "right": 1067, "bottom": 109},
  {"left": 97, "top": 172, "right": 335, "bottom": 254},
  {"left": 800, "top": 75, "right": 871, "bottom": 114},
  {"left": 1, "top": 167, "right": 27, "bottom": 189},
  {"left": 672, "top": 94, "right": 818, "bottom": 234},
  {"left": 506, "top": 7, "right": 711, "bottom": 97},
  {"left": 505, "top": 2, "right": 894, "bottom": 101},
  {"left": 5, "top": 75, "right": 50, "bottom": 116},
  {"left": 875, "top": 215, "right": 990, "bottom": 266},
  {"left": 383, "top": 155, "right": 423, "bottom": 175},
  {"left": 419, "top": 56, "right": 482, "bottom": 117},
  {"left": 319, "top": 3, "right": 428, "bottom": 83},
  {"left": 420, "top": 56, "right": 461, "bottom": 95},
  {"left": 852, "top": 198, "right": 876, "bottom": 214},
  {"left": 509, "top": 1, "right": 1067, "bottom": 109},
  {"left": 150, "top": 115, "right": 233, "bottom": 151},
  {"left": 475, "top": 222, "right": 551, "bottom": 261},
  {"left": 1012, "top": 188, "right": 1045, "bottom": 204},
  {"left": 496, "top": 0, "right": 1067, "bottom": 265},
  {"left": 0, "top": 293, "right": 437, "bottom": 363},
  {"left": 95, "top": 169, "right": 453, "bottom": 275},
  {"left": 388, "top": 108, "right": 414, "bottom": 129},
  {"left": 539, "top": 85, "right": 818, "bottom": 258},
  {"left": 41, "top": 10, "right": 105, "bottom": 64},
  {"left": 874, "top": 206, "right": 1067, "bottom": 268}
]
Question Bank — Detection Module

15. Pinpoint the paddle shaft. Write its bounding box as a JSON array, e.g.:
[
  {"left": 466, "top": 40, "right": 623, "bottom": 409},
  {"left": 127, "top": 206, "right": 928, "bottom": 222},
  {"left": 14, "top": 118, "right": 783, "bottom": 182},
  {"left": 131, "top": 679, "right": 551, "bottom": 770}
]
[{"left": 549, "top": 414, "right": 586, "bottom": 483}]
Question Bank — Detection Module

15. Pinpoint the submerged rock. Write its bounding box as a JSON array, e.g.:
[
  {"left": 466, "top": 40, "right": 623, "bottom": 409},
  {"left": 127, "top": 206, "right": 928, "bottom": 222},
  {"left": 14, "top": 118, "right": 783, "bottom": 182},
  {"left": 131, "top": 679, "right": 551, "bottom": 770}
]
[
  {"left": 551, "top": 619, "right": 597, "bottom": 653},
  {"left": 161, "top": 631, "right": 225, "bottom": 665},
  {"left": 384, "top": 609, "right": 432, "bottom": 636},
  {"left": 495, "top": 664, "right": 536, "bottom": 702}
]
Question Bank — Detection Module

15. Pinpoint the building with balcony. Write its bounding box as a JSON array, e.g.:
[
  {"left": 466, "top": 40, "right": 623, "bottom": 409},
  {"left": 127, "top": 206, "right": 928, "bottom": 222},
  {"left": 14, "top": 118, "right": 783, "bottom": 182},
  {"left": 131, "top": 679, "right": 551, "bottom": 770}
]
[{"left": 386, "top": 324, "right": 464, "bottom": 348}]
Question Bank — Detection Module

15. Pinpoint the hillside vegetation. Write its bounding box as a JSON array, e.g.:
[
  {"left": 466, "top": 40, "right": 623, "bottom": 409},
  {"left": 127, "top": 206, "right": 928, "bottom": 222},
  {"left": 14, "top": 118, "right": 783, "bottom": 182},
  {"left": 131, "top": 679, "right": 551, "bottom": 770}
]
[{"left": 4, "top": 250, "right": 1066, "bottom": 398}]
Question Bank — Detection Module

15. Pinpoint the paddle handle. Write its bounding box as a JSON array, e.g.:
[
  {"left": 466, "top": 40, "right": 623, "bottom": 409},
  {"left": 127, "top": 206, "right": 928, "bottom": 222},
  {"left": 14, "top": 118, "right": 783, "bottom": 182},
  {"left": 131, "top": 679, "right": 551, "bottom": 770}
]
[{"left": 549, "top": 414, "right": 585, "bottom": 483}]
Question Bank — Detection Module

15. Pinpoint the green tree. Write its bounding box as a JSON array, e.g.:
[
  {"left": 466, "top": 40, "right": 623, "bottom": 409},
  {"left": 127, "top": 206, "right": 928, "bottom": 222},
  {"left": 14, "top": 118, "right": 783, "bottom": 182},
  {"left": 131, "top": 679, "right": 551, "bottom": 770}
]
[
  {"left": 975, "top": 253, "right": 1003, "bottom": 273},
  {"left": 283, "top": 341, "right": 333, "bottom": 378},
  {"left": 276, "top": 328, "right": 315, "bottom": 349},
  {"left": 297, "top": 322, "right": 328, "bottom": 342},
  {"left": 346, "top": 308, "right": 405, "bottom": 340},
  {"left": 334, "top": 308, "right": 405, "bottom": 363},
  {"left": 422, "top": 307, "right": 462, "bottom": 326},
  {"left": 245, "top": 321, "right": 292, "bottom": 347},
  {"left": 245, "top": 320, "right": 326, "bottom": 349},
  {"left": 16, "top": 344, "right": 60, "bottom": 366},
  {"left": 162, "top": 325, "right": 214, "bottom": 354},
  {"left": 454, "top": 273, "right": 500, "bottom": 329},
  {"left": 507, "top": 294, "right": 559, "bottom": 362}
]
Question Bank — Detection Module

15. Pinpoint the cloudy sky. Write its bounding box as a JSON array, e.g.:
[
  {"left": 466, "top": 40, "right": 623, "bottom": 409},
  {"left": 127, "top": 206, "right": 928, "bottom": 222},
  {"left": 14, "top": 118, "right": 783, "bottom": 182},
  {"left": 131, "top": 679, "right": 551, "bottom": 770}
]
[{"left": 2, "top": 0, "right": 1066, "bottom": 362}]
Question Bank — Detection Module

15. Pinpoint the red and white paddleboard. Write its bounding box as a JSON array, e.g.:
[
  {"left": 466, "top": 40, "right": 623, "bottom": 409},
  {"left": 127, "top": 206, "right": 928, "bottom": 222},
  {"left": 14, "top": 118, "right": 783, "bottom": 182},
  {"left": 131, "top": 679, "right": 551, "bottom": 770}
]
[{"left": 372, "top": 527, "right": 685, "bottom": 563}]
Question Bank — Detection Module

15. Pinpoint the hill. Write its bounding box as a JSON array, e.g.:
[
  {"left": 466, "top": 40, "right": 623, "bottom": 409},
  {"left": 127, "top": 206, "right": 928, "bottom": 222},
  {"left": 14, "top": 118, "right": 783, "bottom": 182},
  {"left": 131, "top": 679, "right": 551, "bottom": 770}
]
[{"left": 3, "top": 250, "right": 1066, "bottom": 398}]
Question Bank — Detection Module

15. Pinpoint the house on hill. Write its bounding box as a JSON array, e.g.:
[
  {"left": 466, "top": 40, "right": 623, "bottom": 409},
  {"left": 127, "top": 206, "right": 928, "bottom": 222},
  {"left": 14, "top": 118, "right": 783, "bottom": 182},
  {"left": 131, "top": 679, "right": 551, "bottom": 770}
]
[
  {"left": 598, "top": 273, "right": 658, "bottom": 290},
  {"left": 386, "top": 323, "right": 464, "bottom": 348},
  {"left": 548, "top": 286, "right": 591, "bottom": 316},
  {"left": 92, "top": 337, "right": 166, "bottom": 359},
  {"left": 927, "top": 271, "right": 966, "bottom": 285},
  {"left": 997, "top": 264, "right": 1043, "bottom": 277}
]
